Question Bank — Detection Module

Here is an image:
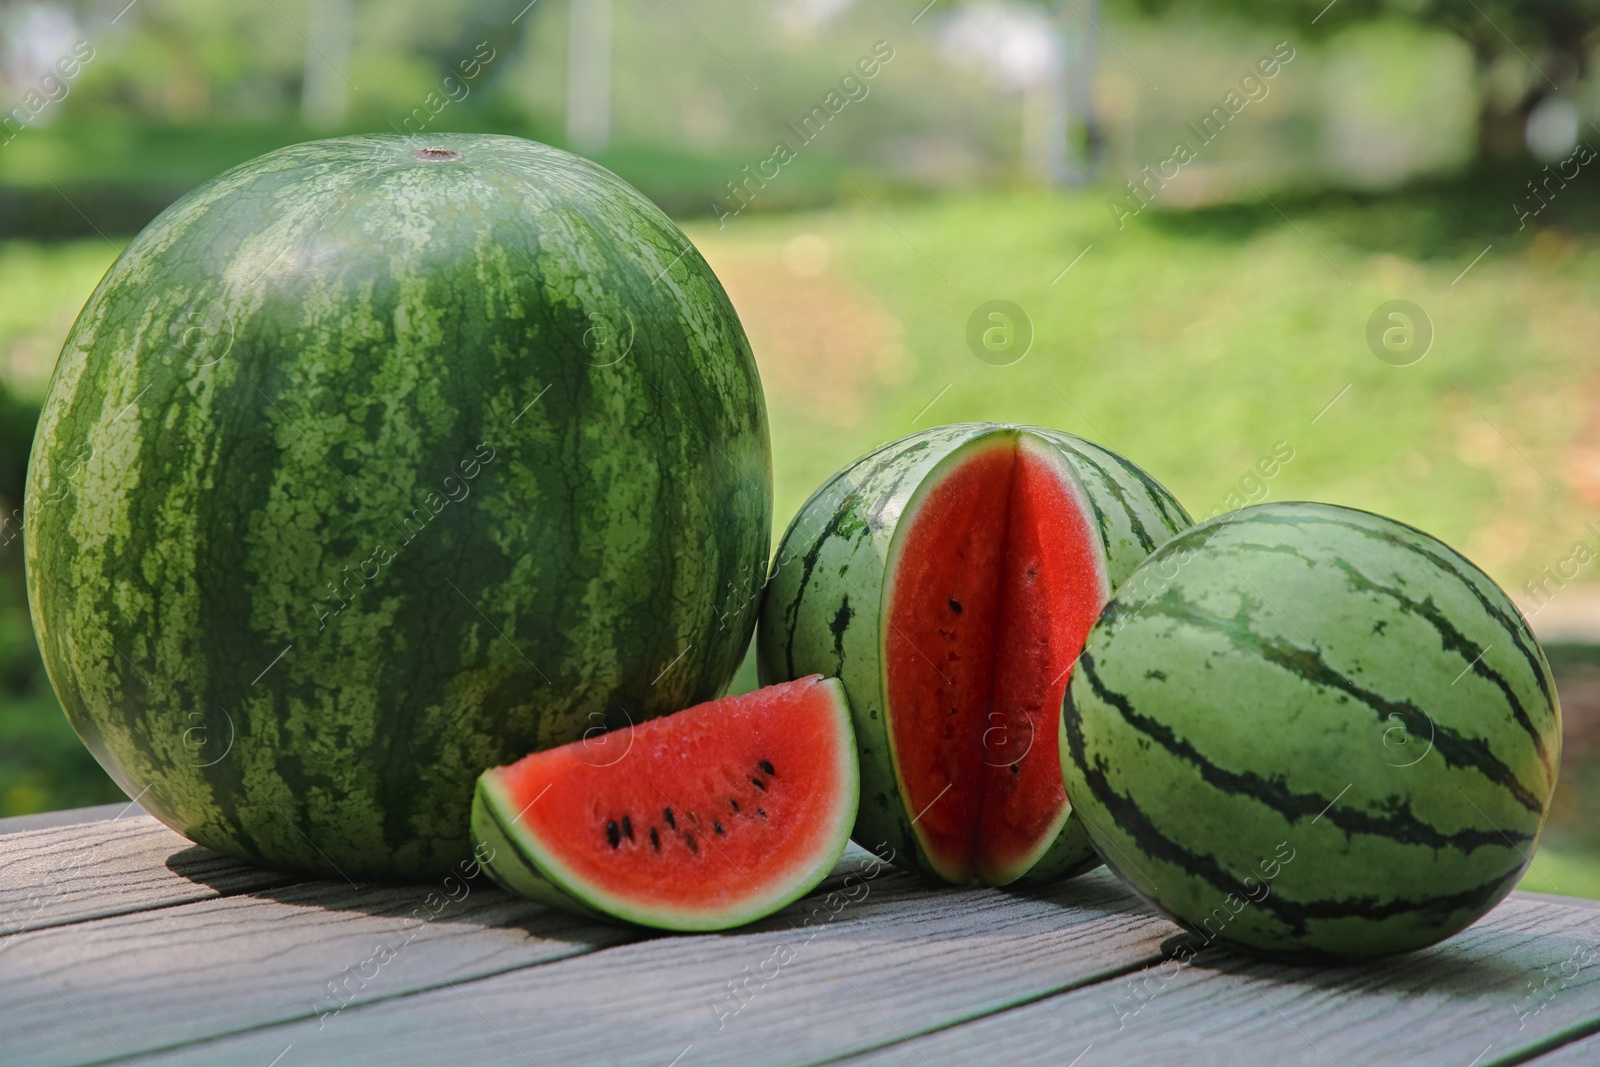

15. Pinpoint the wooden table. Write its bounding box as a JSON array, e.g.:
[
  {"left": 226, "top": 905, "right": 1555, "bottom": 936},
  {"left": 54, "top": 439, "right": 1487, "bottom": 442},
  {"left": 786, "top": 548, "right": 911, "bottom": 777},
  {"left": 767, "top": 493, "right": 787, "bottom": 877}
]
[{"left": 5, "top": 804, "right": 1600, "bottom": 1066}]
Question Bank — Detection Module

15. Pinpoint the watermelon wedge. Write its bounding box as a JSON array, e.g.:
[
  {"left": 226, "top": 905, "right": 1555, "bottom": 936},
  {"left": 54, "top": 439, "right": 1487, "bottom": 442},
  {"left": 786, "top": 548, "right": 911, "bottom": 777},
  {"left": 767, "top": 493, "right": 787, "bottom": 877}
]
[{"left": 471, "top": 676, "right": 859, "bottom": 930}]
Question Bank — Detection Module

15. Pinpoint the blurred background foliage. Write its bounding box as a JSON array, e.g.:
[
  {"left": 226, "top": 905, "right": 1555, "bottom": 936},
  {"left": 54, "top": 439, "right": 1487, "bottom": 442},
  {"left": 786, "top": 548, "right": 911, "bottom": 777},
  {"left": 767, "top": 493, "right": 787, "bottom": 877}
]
[{"left": 3, "top": 0, "right": 1600, "bottom": 894}]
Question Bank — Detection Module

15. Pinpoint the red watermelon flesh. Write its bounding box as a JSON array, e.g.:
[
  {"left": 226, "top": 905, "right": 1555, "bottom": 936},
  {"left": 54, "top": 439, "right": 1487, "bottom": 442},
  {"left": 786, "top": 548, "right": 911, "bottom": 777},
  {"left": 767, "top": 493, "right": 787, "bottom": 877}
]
[
  {"left": 885, "top": 434, "right": 1108, "bottom": 884},
  {"left": 471, "top": 675, "right": 858, "bottom": 930}
]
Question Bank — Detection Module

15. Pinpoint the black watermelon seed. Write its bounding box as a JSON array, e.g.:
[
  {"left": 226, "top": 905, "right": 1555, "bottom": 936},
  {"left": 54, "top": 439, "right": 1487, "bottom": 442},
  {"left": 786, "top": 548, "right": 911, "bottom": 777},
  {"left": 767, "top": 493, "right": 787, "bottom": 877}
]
[
  {"left": 750, "top": 777, "right": 767, "bottom": 791},
  {"left": 1010, "top": 764, "right": 1020, "bottom": 775},
  {"left": 714, "top": 821, "right": 725, "bottom": 834},
  {"left": 758, "top": 759, "right": 776, "bottom": 777},
  {"left": 605, "top": 820, "right": 621, "bottom": 848},
  {"left": 686, "top": 832, "right": 699, "bottom": 854},
  {"left": 949, "top": 598, "right": 963, "bottom": 614},
  {"left": 650, "top": 828, "right": 660, "bottom": 851},
  {"left": 757, "top": 808, "right": 767, "bottom": 819},
  {"left": 663, "top": 808, "right": 676, "bottom": 829},
  {"left": 621, "top": 815, "right": 634, "bottom": 840},
  {"left": 730, "top": 798, "right": 741, "bottom": 813}
]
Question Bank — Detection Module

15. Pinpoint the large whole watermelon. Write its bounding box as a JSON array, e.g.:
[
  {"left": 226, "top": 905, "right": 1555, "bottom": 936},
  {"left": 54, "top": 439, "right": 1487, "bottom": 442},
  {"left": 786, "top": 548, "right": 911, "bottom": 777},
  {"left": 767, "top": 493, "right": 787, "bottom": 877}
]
[
  {"left": 24, "top": 134, "right": 770, "bottom": 880},
  {"left": 1062, "top": 501, "right": 1560, "bottom": 959},
  {"left": 758, "top": 423, "right": 1190, "bottom": 886}
]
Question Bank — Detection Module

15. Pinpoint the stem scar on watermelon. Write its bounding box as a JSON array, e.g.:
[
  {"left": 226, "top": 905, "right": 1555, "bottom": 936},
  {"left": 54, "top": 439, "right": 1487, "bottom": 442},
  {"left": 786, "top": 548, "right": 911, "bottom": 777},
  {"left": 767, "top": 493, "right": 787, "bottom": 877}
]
[
  {"left": 758, "top": 424, "right": 1192, "bottom": 886},
  {"left": 471, "top": 676, "right": 859, "bottom": 931}
]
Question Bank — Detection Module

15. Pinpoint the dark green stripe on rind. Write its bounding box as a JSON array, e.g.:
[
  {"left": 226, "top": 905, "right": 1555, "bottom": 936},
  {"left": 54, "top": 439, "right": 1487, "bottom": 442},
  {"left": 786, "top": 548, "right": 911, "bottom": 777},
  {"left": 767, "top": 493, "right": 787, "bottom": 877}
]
[
  {"left": 25, "top": 134, "right": 770, "bottom": 880},
  {"left": 1102, "top": 591, "right": 1547, "bottom": 816},
  {"left": 1062, "top": 692, "right": 1527, "bottom": 949},
  {"left": 1245, "top": 510, "right": 1559, "bottom": 774},
  {"left": 772, "top": 434, "right": 939, "bottom": 682},
  {"left": 1076, "top": 651, "right": 1530, "bottom": 852},
  {"left": 1327, "top": 557, "right": 1552, "bottom": 772},
  {"left": 1062, "top": 500, "right": 1558, "bottom": 959}
]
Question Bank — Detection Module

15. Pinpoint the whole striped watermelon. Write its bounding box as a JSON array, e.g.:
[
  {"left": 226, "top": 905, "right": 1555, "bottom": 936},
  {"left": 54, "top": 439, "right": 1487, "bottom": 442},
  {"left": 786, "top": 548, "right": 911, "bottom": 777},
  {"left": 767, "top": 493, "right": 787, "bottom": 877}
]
[
  {"left": 1062, "top": 501, "right": 1560, "bottom": 960},
  {"left": 758, "top": 423, "right": 1190, "bottom": 885},
  {"left": 25, "top": 134, "right": 771, "bottom": 880}
]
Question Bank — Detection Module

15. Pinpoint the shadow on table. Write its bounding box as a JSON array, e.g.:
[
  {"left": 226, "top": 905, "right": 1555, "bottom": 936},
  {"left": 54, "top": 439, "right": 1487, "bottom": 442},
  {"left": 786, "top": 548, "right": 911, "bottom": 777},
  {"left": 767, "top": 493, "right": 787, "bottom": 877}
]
[
  {"left": 968, "top": 867, "right": 1535, "bottom": 1000},
  {"left": 162, "top": 841, "right": 617, "bottom": 948},
  {"left": 158, "top": 831, "right": 1549, "bottom": 1012},
  {"left": 158, "top": 835, "right": 907, "bottom": 939},
  {"left": 1176, "top": 934, "right": 1534, "bottom": 999}
]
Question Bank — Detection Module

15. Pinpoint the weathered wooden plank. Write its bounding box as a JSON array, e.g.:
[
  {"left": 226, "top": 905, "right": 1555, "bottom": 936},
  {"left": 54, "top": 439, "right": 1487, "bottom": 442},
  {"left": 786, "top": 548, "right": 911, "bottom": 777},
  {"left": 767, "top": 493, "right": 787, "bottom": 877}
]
[
  {"left": 0, "top": 841, "right": 891, "bottom": 1067},
  {"left": 123, "top": 867, "right": 1174, "bottom": 1067},
  {"left": 830, "top": 896, "right": 1600, "bottom": 1067},
  {"left": 0, "top": 870, "right": 636, "bottom": 1067},
  {"left": 0, "top": 814, "right": 295, "bottom": 941}
]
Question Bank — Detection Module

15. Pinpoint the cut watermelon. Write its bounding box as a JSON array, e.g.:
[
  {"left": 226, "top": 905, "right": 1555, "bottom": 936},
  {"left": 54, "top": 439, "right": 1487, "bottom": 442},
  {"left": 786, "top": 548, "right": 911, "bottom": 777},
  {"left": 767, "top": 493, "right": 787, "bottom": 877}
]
[
  {"left": 884, "top": 433, "right": 1109, "bottom": 884},
  {"left": 471, "top": 676, "right": 859, "bottom": 930},
  {"left": 759, "top": 425, "right": 1191, "bottom": 886}
]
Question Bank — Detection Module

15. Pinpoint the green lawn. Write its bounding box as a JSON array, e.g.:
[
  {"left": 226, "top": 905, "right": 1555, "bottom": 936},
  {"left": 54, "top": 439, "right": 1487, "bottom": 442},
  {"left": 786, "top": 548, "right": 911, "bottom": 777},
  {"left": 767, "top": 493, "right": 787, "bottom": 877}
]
[
  {"left": 686, "top": 182, "right": 1600, "bottom": 597},
  {"left": 5, "top": 182, "right": 1599, "bottom": 899},
  {"left": 1519, "top": 844, "right": 1600, "bottom": 902}
]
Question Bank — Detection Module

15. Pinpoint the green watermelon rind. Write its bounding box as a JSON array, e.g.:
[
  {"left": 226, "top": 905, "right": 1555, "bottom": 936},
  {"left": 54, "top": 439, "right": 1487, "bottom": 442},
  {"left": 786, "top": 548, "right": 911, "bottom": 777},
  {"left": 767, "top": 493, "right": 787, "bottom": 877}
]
[
  {"left": 757, "top": 422, "right": 1191, "bottom": 885},
  {"left": 471, "top": 678, "right": 860, "bottom": 931},
  {"left": 471, "top": 780, "right": 613, "bottom": 922},
  {"left": 1061, "top": 500, "right": 1561, "bottom": 960}
]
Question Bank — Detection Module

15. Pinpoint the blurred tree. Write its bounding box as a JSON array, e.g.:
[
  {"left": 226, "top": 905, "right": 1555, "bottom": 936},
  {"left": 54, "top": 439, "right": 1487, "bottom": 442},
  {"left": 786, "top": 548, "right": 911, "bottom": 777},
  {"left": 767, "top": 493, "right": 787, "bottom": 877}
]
[
  {"left": 567, "top": 0, "right": 612, "bottom": 152},
  {"left": 0, "top": 381, "right": 35, "bottom": 511},
  {"left": 1063, "top": 0, "right": 1102, "bottom": 181},
  {"left": 45, "top": 0, "right": 527, "bottom": 131},
  {"left": 302, "top": 0, "right": 354, "bottom": 129},
  {"left": 1118, "top": 0, "right": 1600, "bottom": 165},
  {"left": 932, "top": 0, "right": 1101, "bottom": 183}
]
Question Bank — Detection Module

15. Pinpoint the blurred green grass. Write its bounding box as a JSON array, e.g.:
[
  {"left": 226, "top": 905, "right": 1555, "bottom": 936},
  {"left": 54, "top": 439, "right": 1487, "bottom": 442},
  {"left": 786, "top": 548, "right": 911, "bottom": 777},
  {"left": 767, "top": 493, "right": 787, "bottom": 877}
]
[
  {"left": 1519, "top": 845, "right": 1600, "bottom": 903},
  {"left": 685, "top": 183, "right": 1600, "bottom": 587},
  {"left": 5, "top": 184, "right": 1600, "bottom": 902},
  {"left": 0, "top": 507, "right": 125, "bottom": 816}
]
